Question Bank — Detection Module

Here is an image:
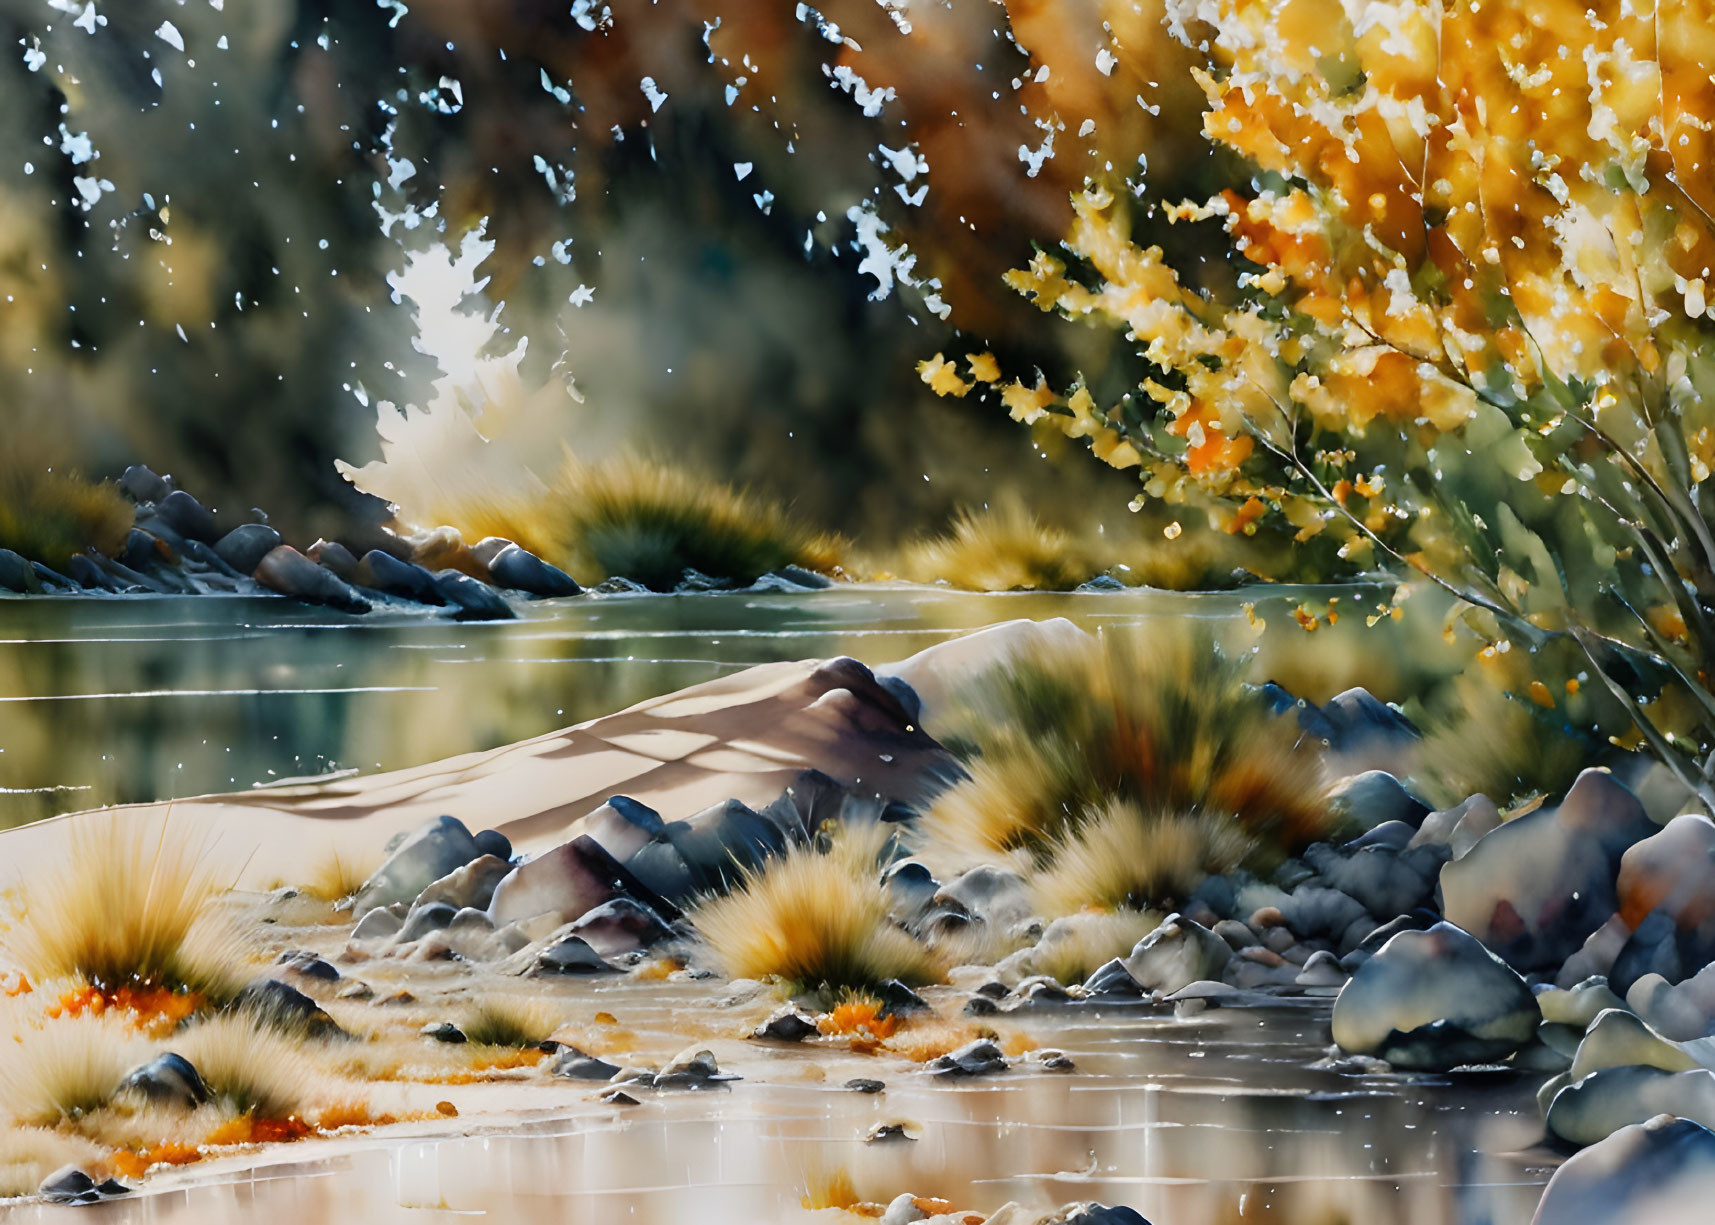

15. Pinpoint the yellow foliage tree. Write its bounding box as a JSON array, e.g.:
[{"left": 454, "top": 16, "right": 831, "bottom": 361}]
[{"left": 935, "top": 0, "right": 1715, "bottom": 803}]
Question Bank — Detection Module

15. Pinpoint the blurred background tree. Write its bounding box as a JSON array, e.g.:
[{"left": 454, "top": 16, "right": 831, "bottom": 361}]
[{"left": 0, "top": 0, "right": 1228, "bottom": 549}]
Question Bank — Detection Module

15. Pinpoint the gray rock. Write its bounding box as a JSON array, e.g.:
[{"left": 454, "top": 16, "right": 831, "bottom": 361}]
[
  {"left": 1213, "top": 919, "right": 1257, "bottom": 950},
  {"left": 753, "top": 1005, "right": 820, "bottom": 1042},
  {"left": 654, "top": 1046, "right": 734, "bottom": 1089},
  {"left": 362, "top": 550, "right": 446, "bottom": 604},
  {"left": 154, "top": 490, "right": 219, "bottom": 542},
  {"left": 928, "top": 1038, "right": 1008, "bottom": 1077},
  {"left": 1547, "top": 1064, "right": 1715, "bottom": 1147},
  {"left": 351, "top": 906, "right": 404, "bottom": 941},
  {"left": 1296, "top": 950, "right": 1347, "bottom": 987},
  {"left": 275, "top": 950, "right": 339, "bottom": 982},
  {"left": 448, "top": 906, "right": 495, "bottom": 933},
  {"left": 488, "top": 544, "right": 581, "bottom": 597},
  {"left": 416, "top": 855, "right": 513, "bottom": 913},
  {"left": 1441, "top": 769, "right": 1656, "bottom": 972},
  {"left": 435, "top": 570, "right": 516, "bottom": 620},
  {"left": 625, "top": 799, "right": 790, "bottom": 903},
  {"left": 38, "top": 1166, "right": 100, "bottom": 1204},
  {"left": 1062, "top": 1206, "right": 1153, "bottom": 1225},
  {"left": 531, "top": 935, "right": 617, "bottom": 975},
  {"left": 309, "top": 539, "right": 361, "bottom": 579},
  {"left": 469, "top": 536, "right": 515, "bottom": 568},
  {"left": 581, "top": 796, "right": 667, "bottom": 861},
  {"left": 63, "top": 554, "right": 121, "bottom": 591},
  {"left": 1537, "top": 979, "right": 1629, "bottom": 1030},
  {"left": 214, "top": 523, "right": 282, "bottom": 574},
  {"left": 1302, "top": 842, "right": 1436, "bottom": 918},
  {"left": 0, "top": 549, "right": 40, "bottom": 593},
  {"left": 880, "top": 1191, "right": 928, "bottom": 1223},
  {"left": 231, "top": 976, "right": 345, "bottom": 1040},
  {"left": 116, "top": 1053, "right": 208, "bottom": 1108},
  {"left": 1083, "top": 958, "right": 1147, "bottom": 997},
  {"left": 422, "top": 1021, "right": 467, "bottom": 1044},
  {"left": 1570, "top": 1008, "right": 1706, "bottom": 1080},
  {"left": 356, "top": 816, "right": 487, "bottom": 913},
  {"left": 934, "top": 865, "right": 1033, "bottom": 930},
  {"left": 474, "top": 828, "right": 512, "bottom": 861},
  {"left": 254, "top": 546, "right": 370, "bottom": 614},
  {"left": 565, "top": 897, "right": 674, "bottom": 958},
  {"left": 1330, "top": 921, "right": 1539, "bottom": 1070},
  {"left": 550, "top": 1048, "right": 622, "bottom": 1080},
  {"left": 119, "top": 464, "right": 172, "bottom": 504},
  {"left": 845, "top": 1078, "right": 885, "bottom": 1093},
  {"left": 1327, "top": 771, "right": 1430, "bottom": 831},
  {"left": 1121, "top": 913, "right": 1232, "bottom": 995},
  {"left": 1409, "top": 794, "right": 1501, "bottom": 858},
  {"left": 1533, "top": 1114, "right": 1715, "bottom": 1224},
  {"left": 489, "top": 834, "right": 678, "bottom": 928},
  {"left": 884, "top": 859, "right": 940, "bottom": 925},
  {"left": 875, "top": 979, "right": 930, "bottom": 1016},
  {"left": 1612, "top": 814, "right": 1715, "bottom": 994},
  {"left": 395, "top": 901, "right": 456, "bottom": 943}
]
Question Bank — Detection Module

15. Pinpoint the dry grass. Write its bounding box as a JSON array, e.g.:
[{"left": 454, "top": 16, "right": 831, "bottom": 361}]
[
  {"left": 452, "top": 455, "right": 842, "bottom": 589},
  {"left": 1414, "top": 669, "right": 1595, "bottom": 807},
  {"left": 0, "top": 455, "right": 132, "bottom": 568},
  {"left": 1034, "top": 800, "right": 1258, "bottom": 914},
  {"left": 0, "top": 1126, "right": 106, "bottom": 1199},
  {"left": 1026, "top": 907, "right": 1160, "bottom": 985},
  {"left": 896, "top": 499, "right": 1107, "bottom": 591},
  {"left": 2, "top": 813, "right": 250, "bottom": 1002},
  {"left": 693, "top": 825, "right": 944, "bottom": 994},
  {"left": 0, "top": 1011, "right": 142, "bottom": 1125},
  {"left": 460, "top": 995, "right": 566, "bottom": 1048},
  {"left": 299, "top": 848, "right": 382, "bottom": 905},
  {"left": 922, "top": 626, "right": 1330, "bottom": 908},
  {"left": 173, "top": 1012, "right": 320, "bottom": 1119},
  {"left": 801, "top": 1165, "right": 861, "bottom": 1211}
]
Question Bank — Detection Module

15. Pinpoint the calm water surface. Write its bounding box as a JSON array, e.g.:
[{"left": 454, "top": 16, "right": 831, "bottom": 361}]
[{"left": 0, "top": 583, "right": 1455, "bottom": 828}]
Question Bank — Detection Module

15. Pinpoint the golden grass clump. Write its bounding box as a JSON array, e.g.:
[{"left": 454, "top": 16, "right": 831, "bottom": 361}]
[
  {"left": 0, "top": 1127, "right": 106, "bottom": 1199},
  {"left": 693, "top": 825, "right": 944, "bottom": 995},
  {"left": 459, "top": 995, "right": 565, "bottom": 1048},
  {"left": 923, "top": 627, "right": 1330, "bottom": 909},
  {"left": 2, "top": 814, "right": 250, "bottom": 1002},
  {"left": 0, "top": 455, "right": 131, "bottom": 568},
  {"left": 549, "top": 456, "right": 843, "bottom": 589},
  {"left": 896, "top": 500, "right": 1107, "bottom": 592},
  {"left": 173, "top": 1012, "right": 319, "bottom": 1119},
  {"left": 1034, "top": 801, "right": 1257, "bottom": 915},
  {"left": 1025, "top": 906, "right": 1159, "bottom": 986},
  {"left": 0, "top": 1012, "right": 141, "bottom": 1126},
  {"left": 300, "top": 848, "right": 381, "bottom": 905}
]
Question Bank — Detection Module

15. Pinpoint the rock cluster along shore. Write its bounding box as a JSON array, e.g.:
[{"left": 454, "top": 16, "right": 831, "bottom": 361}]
[{"left": 0, "top": 465, "right": 833, "bottom": 615}]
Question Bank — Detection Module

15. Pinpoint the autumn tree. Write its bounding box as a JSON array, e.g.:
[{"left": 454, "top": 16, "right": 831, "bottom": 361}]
[{"left": 937, "top": 0, "right": 1715, "bottom": 804}]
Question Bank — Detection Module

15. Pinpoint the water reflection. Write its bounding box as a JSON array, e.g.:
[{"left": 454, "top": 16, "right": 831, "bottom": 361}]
[
  {"left": 0, "top": 991, "right": 1550, "bottom": 1224},
  {"left": 0, "top": 585, "right": 1466, "bottom": 828}
]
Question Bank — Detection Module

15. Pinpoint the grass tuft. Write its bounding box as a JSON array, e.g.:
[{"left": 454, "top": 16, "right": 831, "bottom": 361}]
[
  {"left": 0, "top": 1126, "right": 106, "bottom": 1199},
  {"left": 0, "top": 456, "right": 132, "bottom": 568},
  {"left": 173, "top": 1012, "right": 318, "bottom": 1119},
  {"left": 1026, "top": 906, "right": 1160, "bottom": 985},
  {"left": 550, "top": 455, "right": 843, "bottom": 589},
  {"left": 693, "top": 825, "right": 944, "bottom": 994},
  {"left": 3, "top": 814, "right": 250, "bottom": 1002},
  {"left": 0, "top": 1012, "right": 141, "bottom": 1126},
  {"left": 300, "top": 848, "right": 381, "bottom": 905},
  {"left": 897, "top": 500, "right": 1106, "bottom": 591},
  {"left": 923, "top": 627, "right": 1331, "bottom": 909},
  {"left": 459, "top": 996, "right": 565, "bottom": 1049}
]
